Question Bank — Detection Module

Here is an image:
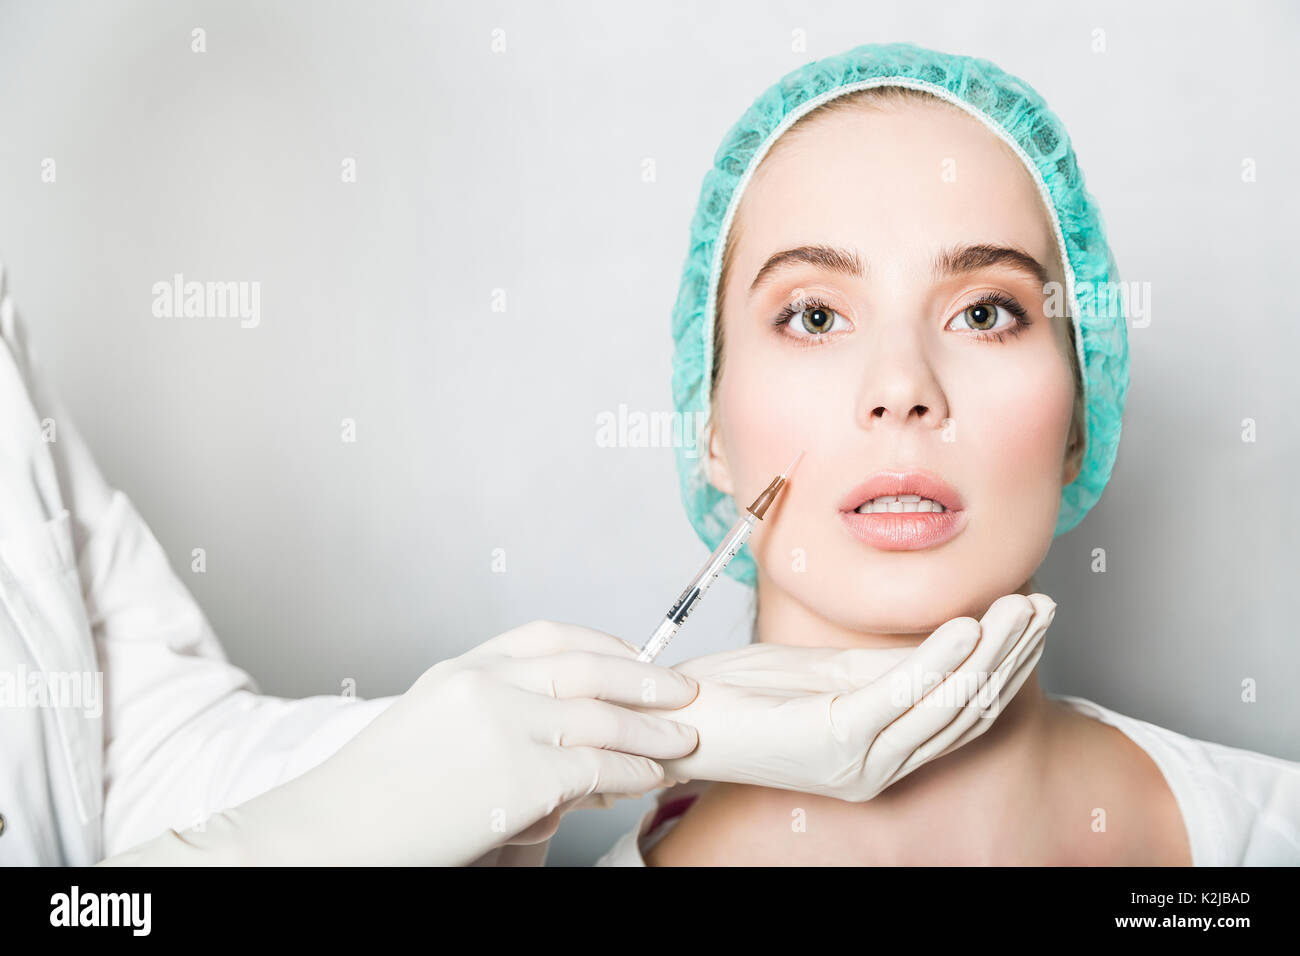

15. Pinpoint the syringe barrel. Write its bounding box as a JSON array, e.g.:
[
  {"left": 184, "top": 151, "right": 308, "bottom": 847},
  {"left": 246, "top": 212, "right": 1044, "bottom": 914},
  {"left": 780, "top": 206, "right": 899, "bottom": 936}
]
[
  {"left": 636, "top": 617, "right": 678, "bottom": 663},
  {"left": 638, "top": 514, "right": 756, "bottom": 662}
]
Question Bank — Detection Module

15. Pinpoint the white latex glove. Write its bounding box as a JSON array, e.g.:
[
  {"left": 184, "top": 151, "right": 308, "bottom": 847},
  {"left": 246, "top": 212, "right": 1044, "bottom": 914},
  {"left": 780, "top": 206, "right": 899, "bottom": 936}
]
[
  {"left": 100, "top": 621, "right": 700, "bottom": 866},
  {"left": 644, "top": 593, "right": 1055, "bottom": 800}
]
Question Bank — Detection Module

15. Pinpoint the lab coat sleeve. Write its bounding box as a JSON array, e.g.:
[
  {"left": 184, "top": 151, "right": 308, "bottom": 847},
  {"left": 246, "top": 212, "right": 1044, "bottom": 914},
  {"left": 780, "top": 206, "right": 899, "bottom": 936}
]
[
  {"left": 0, "top": 272, "right": 399, "bottom": 859},
  {"left": 85, "top": 490, "right": 399, "bottom": 858}
]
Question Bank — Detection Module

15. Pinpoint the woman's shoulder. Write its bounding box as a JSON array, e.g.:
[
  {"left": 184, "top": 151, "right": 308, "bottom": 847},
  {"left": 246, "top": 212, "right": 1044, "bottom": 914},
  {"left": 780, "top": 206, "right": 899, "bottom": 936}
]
[
  {"left": 1052, "top": 693, "right": 1300, "bottom": 865},
  {"left": 592, "top": 782, "right": 707, "bottom": 867}
]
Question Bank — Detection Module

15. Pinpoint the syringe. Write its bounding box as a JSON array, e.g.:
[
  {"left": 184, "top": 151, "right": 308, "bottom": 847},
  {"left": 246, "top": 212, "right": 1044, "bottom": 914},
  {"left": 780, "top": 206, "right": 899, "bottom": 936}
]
[{"left": 636, "top": 452, "right": 804, "bottom": 662}]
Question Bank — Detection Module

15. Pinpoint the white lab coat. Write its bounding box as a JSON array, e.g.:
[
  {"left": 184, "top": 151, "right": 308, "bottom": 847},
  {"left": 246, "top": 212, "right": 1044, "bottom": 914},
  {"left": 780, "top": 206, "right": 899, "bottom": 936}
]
[{"left": 0, "top": 264, "right": 396, "bottom": 865}]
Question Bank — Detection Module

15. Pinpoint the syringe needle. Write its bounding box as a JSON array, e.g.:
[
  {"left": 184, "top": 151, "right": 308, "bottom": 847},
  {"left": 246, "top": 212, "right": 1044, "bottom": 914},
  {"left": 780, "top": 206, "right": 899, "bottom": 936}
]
[{"left": 636, "top": 452, "right": 802, "bottom": 662}]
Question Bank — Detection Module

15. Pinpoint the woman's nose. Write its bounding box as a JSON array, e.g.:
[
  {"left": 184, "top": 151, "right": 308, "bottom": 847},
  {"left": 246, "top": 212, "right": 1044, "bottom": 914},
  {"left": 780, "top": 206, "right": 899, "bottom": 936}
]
[{"left": 854, "top": 339, "right": 950, "bottom": 432}]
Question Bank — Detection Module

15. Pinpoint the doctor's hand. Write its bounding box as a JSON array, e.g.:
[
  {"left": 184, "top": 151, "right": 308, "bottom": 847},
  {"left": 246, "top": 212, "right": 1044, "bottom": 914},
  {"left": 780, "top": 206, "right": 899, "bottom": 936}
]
[
  {"left": 102, "top": 622, "right": 699, "bottom": 866},
  {"left": 645, "top": 593, "right": 1055, "bottom": 801}
]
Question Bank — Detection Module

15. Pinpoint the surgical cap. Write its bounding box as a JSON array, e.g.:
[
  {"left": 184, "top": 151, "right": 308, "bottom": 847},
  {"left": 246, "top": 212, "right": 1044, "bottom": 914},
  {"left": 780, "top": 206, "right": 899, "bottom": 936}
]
[{"left": 670, "top": 41, "right": 1130, "bottom": 587}]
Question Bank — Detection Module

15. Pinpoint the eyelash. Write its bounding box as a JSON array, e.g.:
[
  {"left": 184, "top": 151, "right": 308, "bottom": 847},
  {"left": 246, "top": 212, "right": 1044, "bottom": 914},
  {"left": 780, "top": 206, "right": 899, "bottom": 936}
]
[
  {"left": 953, "top": 291, "right": 1033, "bottom": 344},
  {"left": 772, "top": 292, "right": 1034, "bottom": 345}
]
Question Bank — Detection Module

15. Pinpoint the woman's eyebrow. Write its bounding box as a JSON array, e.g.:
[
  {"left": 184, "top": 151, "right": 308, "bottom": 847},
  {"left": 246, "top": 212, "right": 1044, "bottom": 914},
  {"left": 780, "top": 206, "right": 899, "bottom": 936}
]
[
  {"left": 747, "top": 245, "right": 865, "bottom": 298},
  {"left": 932, "top": 243, "right": 1052, "bottom": 287},
  {"left": 747, "top": 242, "right": 1051, "bottom": 298}
]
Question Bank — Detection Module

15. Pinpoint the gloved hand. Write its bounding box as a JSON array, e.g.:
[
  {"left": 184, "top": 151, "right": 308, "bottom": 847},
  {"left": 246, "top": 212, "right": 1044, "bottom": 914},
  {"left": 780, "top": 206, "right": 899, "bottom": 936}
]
[
  {"left": 645, "top": 593, "right": 1055, "bottom": 800},
  {"left": 99, "top": 621, "right": 700, "bottom": 866}
]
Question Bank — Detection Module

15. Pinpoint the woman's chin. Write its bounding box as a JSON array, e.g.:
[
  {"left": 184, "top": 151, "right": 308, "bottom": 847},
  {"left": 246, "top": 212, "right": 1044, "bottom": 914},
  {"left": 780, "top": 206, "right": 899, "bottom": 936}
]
[
  {"left": 783, "top": 577, "right": 1011, "bottom": 639},
  {"left": 760, "top": 542, "right": 1042, "bottom": 640}
]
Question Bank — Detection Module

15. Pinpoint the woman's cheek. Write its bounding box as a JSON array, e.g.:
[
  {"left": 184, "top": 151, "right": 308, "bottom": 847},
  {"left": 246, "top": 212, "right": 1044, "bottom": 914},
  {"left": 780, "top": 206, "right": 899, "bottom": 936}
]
[
  {"left": 715, "top": 361, "right": 838, "bottom": 567},
  {"left": 716, "top": 359, "right": 825, "bottom": 489},
  {"left": 962, "top": 360, "right": 1073, "bottom": 555}
]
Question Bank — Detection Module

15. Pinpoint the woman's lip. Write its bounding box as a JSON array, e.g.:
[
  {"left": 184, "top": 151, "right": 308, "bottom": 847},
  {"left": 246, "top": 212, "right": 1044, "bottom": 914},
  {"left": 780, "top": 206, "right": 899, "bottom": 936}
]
[
  {"left": 838, "top": 509, "right": 969, "bottom": 551},
  {"left": 837, "top": 469, "right": 965, "bottom": 513}
]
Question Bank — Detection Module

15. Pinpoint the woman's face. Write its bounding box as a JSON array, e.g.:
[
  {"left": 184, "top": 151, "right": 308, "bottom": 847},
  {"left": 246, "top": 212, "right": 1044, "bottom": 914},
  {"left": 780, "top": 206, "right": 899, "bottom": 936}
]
[{"left": 708, "top": 98, "right": 1082, "bottom": 639}]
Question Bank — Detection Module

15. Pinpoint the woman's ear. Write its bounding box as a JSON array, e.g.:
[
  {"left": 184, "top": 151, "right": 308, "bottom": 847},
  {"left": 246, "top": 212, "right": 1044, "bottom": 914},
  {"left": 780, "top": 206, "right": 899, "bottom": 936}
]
[
  {"left": 1062, "top": 417, "right": 1085, "bottom": 487},
  {"left": 703, "top": 417, "right": 736, "bottom": 495}
]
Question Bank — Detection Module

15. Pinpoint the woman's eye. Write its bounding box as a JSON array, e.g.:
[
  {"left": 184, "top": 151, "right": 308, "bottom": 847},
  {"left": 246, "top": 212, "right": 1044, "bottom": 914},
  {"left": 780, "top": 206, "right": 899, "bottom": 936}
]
[
  {"left": 785, "top": 304, "right": 850, "bottom": 336},
  {"left": 950, "top": 300, "right": 1015, "bottom": 333}
]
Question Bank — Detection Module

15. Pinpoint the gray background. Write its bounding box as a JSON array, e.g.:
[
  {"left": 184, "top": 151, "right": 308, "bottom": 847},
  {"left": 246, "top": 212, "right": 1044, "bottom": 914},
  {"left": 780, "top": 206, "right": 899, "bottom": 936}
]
[{"left": 1, "top": 0, "right": 1296, "bottom": 865}]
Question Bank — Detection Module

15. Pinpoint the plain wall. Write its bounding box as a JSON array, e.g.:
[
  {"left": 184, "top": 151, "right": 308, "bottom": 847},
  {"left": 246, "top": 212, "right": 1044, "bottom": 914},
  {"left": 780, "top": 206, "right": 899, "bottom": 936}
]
[{"left": 1, "top": 0, "right": 1296, "bottom": 865}]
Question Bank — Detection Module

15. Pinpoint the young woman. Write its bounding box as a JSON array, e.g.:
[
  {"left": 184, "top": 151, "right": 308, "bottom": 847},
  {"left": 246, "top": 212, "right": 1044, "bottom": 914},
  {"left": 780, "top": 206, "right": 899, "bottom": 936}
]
[{"left": 596, "top": 42, "right": 1300, "bottom": 866}]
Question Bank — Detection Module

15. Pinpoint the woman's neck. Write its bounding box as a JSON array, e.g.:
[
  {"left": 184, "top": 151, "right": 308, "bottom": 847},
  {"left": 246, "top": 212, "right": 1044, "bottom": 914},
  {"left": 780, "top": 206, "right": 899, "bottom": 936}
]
[{"left": 732, "top": 573, "right": 1067, "bottom": 863}]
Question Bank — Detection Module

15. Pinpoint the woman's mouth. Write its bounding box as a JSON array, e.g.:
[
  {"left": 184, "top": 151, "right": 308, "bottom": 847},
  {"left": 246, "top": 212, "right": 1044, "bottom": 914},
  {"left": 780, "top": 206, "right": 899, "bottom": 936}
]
[
  {"left": 837, "top": 470, "right": 968, "bottom": 551},
  {"left": 853, "top": 495, "right": 949, "bottom": 514}
]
